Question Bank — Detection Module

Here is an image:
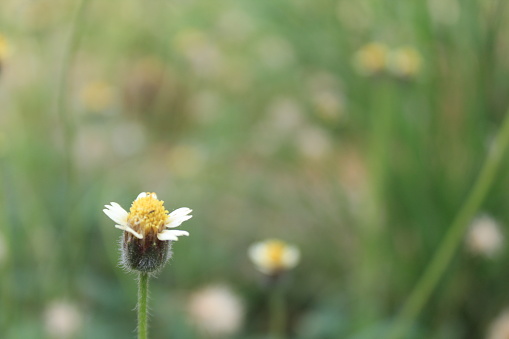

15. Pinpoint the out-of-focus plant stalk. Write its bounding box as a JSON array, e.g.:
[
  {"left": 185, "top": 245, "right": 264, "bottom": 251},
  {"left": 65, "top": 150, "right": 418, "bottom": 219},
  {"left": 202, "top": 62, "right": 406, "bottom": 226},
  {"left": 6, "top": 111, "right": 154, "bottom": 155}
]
[
  {"left": 387, "top": 108, "right": 509, "bottom": 339},
  {"left": 138, "top": 273, "right": 149, "bottom": 339},
  {"left": 55, "top": 0, "right": 90, "bottom": 183},
  {"left": 53, "top": 0, "right": 91, "bottom": 293},
  {"left": 269, "top": 284, "right": 286, "bottom": 339}
]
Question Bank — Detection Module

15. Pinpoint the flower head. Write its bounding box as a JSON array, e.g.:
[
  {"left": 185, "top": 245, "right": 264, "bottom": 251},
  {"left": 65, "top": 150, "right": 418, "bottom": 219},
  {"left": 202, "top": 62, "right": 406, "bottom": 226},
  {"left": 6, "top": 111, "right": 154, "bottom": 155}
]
[
  {"left": 187, "top": 285, "right": 244, "bottom": 337},
  {"left": 466, "top": 215, "right": 504, "bottom": 258},
  {"left": 488, "top": 309, "right": 509, "bottom": 339},
  {"left": 103, "top": 192, "right": 192, "bottom": 272},
  {"left": 352, "top": 42, "right": 389, "bottom": 76},
  {"left": 0, "top": 34, "right": 10, "bottom": 75},
  {"left": 79, "top": 81, "right": 114, "bottom": 112},
  {"left": 0, "top": 34, "right": 9, "bottom": 61},
  {"left": 387, "top": 46, "right": 422, "bottom": 79},
  {"left": 248, "top": 239, "right": 300, "bottom": 275},
  {"left": 44, "top": 300, "right": 82, "bottom": 339}
]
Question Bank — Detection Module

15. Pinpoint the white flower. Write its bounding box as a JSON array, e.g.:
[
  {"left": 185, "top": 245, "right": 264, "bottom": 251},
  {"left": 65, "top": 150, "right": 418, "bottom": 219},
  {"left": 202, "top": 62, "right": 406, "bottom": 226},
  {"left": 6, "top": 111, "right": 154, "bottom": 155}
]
[
  {"left": 187, "top": 285, "right": 244, "bottom": 337},
  {"left": 103, "top": 192, "right": 192, "bottom": 241},
  {"left": 248, "top": 239, "right": 300, "bottom": 275},
  {"left": 466, "top": 215, "right": 504, "bottom": 258},
  {"left": 488, "top": 309, "right": 509, "bottom": 339},
  {"left": 44, "top": 300, "right": 82, "bottom": 339}
]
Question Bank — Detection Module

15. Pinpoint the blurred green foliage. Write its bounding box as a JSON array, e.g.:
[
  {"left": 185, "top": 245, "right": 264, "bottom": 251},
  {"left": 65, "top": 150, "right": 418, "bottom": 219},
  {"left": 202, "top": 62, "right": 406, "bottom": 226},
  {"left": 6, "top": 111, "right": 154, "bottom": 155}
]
[{"left": 1, "top": 0, "right": 509, "bottom": 338}]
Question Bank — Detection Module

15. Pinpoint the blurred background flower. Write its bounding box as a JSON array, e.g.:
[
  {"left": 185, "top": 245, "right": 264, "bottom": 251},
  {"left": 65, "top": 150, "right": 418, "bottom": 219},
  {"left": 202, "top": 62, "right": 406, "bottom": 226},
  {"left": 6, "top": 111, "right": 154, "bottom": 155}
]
[
  {"left": 465, "top": 215, "right": 504, "bottom": 258},
  {"left": 487, "top": 309, "right": 509, "bottom": 339},
  {"left": 249, "top": 239, "right": 300, "bottom": 275},
  {"left": 44, "top": 301, "right": 83, "bottom": 339},
  {"left": 187, "top": 285, "right": 244, "bottom": 338}
]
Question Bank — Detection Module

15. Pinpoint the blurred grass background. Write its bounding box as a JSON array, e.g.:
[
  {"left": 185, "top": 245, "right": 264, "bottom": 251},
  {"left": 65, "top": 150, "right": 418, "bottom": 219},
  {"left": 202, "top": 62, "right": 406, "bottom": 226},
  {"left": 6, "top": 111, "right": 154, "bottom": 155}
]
[{"left": 1, "top": 0, "right": 509, "bottom": 338}]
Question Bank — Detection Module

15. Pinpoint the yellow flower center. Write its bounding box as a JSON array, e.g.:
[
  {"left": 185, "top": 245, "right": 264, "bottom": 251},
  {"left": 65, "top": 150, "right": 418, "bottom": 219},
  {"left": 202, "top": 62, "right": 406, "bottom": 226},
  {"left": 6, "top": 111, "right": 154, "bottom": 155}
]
[
  {"left": 0, "top": 35, "right": 9, "bottom": 60},
  {"left": 127, "top": 193, "right": 168, "bottom": 236},
  {"left": 266, "top": 240, "right": 286, "bottom": 268}
]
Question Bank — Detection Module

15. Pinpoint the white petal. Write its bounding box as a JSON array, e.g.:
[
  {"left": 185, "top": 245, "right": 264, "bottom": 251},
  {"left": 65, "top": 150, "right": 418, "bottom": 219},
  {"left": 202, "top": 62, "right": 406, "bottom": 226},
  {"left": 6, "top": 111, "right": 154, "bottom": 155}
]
[
  {"left": 103, "top": 203, "right": 128, "bottom": 226},
  {"left": 166, "top": 215, "right": 193, "bottom": 228},
  {"left": 170, "top": 207, "right": 192, "bottom": 218},
  {"left": 248, "top": 243, "right": 268, "bottom": 270},
  {"left": 282, "top": 246, "right": 300, "bottom": 269},
  {"left": 157, "top": 229, "right": 189, "bottom": 241},
  {"left": 136, "top": 192, "right": 148, "bottom": 200},
  {"left": 114, "top": 225, "right": 143, "bottom": 239},
  {"left": 166, "top": 208, "right": 193, "bottom": 228}
]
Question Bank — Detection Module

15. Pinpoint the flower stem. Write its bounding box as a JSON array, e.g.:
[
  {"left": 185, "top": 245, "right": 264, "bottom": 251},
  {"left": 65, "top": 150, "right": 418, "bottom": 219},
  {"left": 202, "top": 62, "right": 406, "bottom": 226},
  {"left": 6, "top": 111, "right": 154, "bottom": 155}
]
[
  {"left": 386, "top": 109, "right": 509, "bottom": 339},
  {"left": 269, "top": 284, "right": 286, "bottom": 339},
  {"left": 138, "top": 273, "right": 149, "bottom": 339}
]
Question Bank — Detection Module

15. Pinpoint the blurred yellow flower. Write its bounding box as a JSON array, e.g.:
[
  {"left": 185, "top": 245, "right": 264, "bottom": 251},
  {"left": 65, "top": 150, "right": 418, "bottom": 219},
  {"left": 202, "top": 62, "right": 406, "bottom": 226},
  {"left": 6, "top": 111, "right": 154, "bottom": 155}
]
[
  {"left": 0, "top": 34, "right": 10, "bottom": 60},
  {"left": 352, "top": 42, "right": 389, "bottom": 76},
  {"left": 79, "top": 81, "right": 114, "bottom": 112},
  {"left": 387, "top": 46, "right": 422, "bottom": 79},
  {"left": 307, "top": 72, "right": 345, "bottom": 123},
  {"left": 248, "top": 239, "right": 300, "bottom": 275}
]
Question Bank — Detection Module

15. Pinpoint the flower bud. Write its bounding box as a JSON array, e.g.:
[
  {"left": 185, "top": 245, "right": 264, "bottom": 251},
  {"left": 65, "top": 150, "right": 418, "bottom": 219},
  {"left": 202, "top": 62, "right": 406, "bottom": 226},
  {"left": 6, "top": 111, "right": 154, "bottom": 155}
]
[{"left": 122, "top": 230, "right": 172, "bottom": 273}]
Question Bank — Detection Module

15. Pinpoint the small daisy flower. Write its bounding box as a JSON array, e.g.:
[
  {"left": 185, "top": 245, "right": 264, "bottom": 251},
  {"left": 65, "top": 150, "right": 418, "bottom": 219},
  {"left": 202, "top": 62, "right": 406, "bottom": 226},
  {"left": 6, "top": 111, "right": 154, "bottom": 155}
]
[
  {"left": 248, "top": 239, "right": 300, "bottom": 275},
  {"left": 103, "top": 192, "right": 192, "bottom": 272}
]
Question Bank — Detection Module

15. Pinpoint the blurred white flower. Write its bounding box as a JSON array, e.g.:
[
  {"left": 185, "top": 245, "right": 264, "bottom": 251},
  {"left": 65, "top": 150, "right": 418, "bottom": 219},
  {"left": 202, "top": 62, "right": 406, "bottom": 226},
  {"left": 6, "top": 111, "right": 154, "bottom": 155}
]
[
  {"left": 427, "top": 0, "right": 460, "bottom": 26},
  {"left": 387, "top": 46, "right": 422, "bottom": 79},
  {"left": 488, "top": 309, "right": 509, "bottom": 339},
  {"left": 252, "top": 96, "right": 305, "bottom": 156},
  {"left": 256, "top": 35, "right": 295, "bottom": 69},
  {"left": 267, "top": 97, "right": 305, "bottom": 133},
  {"left": 466, "top": 215, "right": 504, "bottom": 258},
  {"left": 111, "top": 121, "right": 146, "bottom": 157},
  {"left": 73, "top": 127, "right": 108, "bottom": 171},
  {"left": 295, "top": 125, "right": 333, "bottom": 161},
  {"left": 44, "top": 301, "right": 82, "bottom": 339},
  {"left": 174, "top": 30, "right": 223, "bottom": 77},
  {"left": 216, "top": 9, "right": 255, "bottom": 43},
  {"left": 187, "top": 285, "right": 244, "bottom": 337},
  {"left": 307, "top": 72, "right": 345, "bottom": 123},
  {"left": 249, "top": 239, "right": 300, "bottom": 275}
]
